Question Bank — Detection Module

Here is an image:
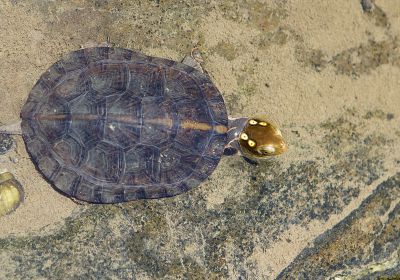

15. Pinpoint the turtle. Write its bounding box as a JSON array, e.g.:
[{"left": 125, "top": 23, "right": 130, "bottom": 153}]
[{"left": 1, "top": 47, "right": 287, "bottom": 204}]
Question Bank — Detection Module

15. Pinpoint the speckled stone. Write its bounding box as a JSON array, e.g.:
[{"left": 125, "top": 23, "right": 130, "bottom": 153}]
[
  {"left": 0, "top": 134, "right": 13, "bottom": 155},
  {"left": 277, "top": 173, "right": 400, "bottom": 279}
]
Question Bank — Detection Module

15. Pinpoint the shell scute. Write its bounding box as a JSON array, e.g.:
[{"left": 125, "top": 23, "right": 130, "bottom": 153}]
[
  {"left": 83, "top": 62, "right": 130, "bottom": 98},
  {"left": 53, "top": 72, "right": 83, "bottom": 101},
  {"left": 52, "top": 136, "right": 83, "bottom": 166}
]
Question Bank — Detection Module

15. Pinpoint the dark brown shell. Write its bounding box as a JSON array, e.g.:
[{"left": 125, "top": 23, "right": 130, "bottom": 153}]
[{"left": 20, "top": 47, "right": 228, "bottom": 203}]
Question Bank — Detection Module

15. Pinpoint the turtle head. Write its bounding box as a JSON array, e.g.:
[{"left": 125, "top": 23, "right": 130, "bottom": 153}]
[{"left": 238, "top": 117, "right": 287, "bottom": 158}]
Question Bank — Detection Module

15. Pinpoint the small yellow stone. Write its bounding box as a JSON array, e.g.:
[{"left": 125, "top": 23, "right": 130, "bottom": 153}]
[{"left": 0, "top": 172, "right": 24, "bottom": 217}]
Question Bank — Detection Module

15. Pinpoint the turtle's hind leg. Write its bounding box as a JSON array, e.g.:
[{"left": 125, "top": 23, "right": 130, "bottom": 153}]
[
  {"left": 0, "top": 121, "right": 22, "bottom": 156},
  {"left": 0, "top": 121, "right": 22, "bottom": 135}
]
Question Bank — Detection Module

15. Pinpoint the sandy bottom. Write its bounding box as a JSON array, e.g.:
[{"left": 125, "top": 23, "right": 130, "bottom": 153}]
[{"left": 0, "top": 0, "right": 399, "bottom": 278}]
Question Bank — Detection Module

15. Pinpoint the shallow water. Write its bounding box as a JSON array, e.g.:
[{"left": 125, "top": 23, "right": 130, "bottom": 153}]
[{"left": 0, "top": 0, "right": 399, "bottom": 279}]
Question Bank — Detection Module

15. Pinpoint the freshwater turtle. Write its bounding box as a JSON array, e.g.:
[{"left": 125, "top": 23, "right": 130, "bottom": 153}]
[{"left": 4, "top": 47, "right": 287, "bottom": 203}]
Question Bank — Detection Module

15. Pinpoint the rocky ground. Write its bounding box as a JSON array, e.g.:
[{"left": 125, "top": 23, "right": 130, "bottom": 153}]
[{"left": 0, "top": 0, "right": 399, "bottom": 279}]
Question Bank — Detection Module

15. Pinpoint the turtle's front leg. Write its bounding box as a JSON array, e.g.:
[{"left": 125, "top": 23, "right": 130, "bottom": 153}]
[
  {"left": 223, "top": 140, "right": 239, "bottom": 156},
  {"left": 181, "top": 47, "right": 205, "bottom": 72}
]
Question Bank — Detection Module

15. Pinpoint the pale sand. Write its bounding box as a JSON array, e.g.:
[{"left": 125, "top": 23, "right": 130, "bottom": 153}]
[{"left": 0, "top": 0, "right": 399, "bottom": 278}]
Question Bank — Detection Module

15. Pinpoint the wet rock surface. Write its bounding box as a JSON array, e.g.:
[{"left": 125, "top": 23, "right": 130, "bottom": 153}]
[
  {"left": 277, "top": 173, "right": 400, "bottom": 279},
  {"left": 0, "top": 0, "right": 399, "bottom": 279}
]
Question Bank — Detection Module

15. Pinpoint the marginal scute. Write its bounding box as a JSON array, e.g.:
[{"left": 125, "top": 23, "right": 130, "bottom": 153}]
[
  {"left": 149, "top": 56, "right": 176, "bottom": 67},
  {"left": 20, "top": 47, "right": 228, "bottom": 203},
  {"left": 40, "top": 61, "right": 66, "bottom": 88},
  {"left": 74, "top": 178, "right": 100, "bottom": 202},
  {"left": 192, "top": 157, "right": 219, "bottom": 179},
  {"left": 20, "top": 101, "right": 39, "bottom": 120},
  {"left": 124, "top": 186, "right": 147, "bottom": 201},
  {"left": 25, "top": 80, "right": 50, "bottom": 102},
  {"left": 198, "top": 82, "right": 220, "bottom": 100},
  {"left": 60, "top": 49, "right": 87, "bottom": 72},
  {"left": 107, "top": 48, "right": 133, "bottom": 61},
  {"left": 53, "top": 168, "right": 79, "bottom": 195},
  {"left": 84, "top": 47, "right": 111, "bottom": 63},
  {"left": 100, "top": 186, "right": 125, "bottom": 203},
  {"left": 36, "top": 155, "right": 60, "bottom": 179},
  {"left": 144, "top": 185, "right": 168, "bottom": 199},
  {"left": 20, "top": 121, "right": 36, "bottom": 142},
  {"left": 27, "top": 138, "right": 49, "bottom": 157},
  {"left": 129, "top": 51, "right": 149, "bottom": 64}
]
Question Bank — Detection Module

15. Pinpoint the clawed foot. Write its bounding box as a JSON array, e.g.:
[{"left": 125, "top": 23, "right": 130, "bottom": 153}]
[{"left": 181, "top": 46, "right": 205, "bottom": 72}]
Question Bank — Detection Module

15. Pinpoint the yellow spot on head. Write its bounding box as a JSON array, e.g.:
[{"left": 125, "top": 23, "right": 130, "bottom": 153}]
[
  {"left": 248, "top": 119, "right": 258, "bottom": 125},
  {"left": 248, "top": 139, "right": 256, "bottom": 147},
  {"left": 240, "top": 133, "right": 249, "bottom": 140},
  {"left": 259, "top": 121, "right": 267, "bottom": 126}
]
